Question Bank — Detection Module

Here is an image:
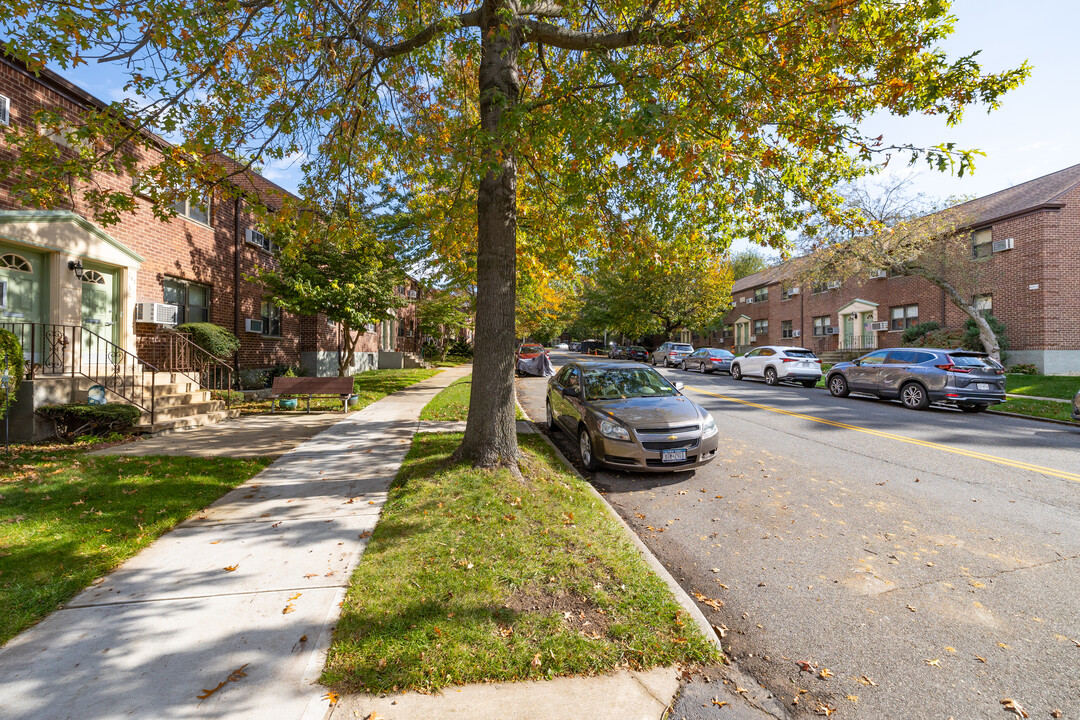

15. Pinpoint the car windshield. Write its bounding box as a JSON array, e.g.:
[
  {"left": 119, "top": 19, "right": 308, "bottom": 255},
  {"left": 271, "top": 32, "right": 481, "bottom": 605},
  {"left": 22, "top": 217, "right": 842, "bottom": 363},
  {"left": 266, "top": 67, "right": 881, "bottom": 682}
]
[
  {"left": 631, "top": 346, "right": 646, "bottom": 352},
  {"left": 520, "top": 345, "right": 543, "bottom": 353},
  {"left": 583, "top": 367, "right": 678, "bottom": 400},
  {"left": 948, "top": 354, "right": 1002, "bottom": 370},
  {"left": 673, "top": 344, "right": 693, "bottom": 352},
  {"left": 783, "top": 350, "right": 817, "bottom": 359}
]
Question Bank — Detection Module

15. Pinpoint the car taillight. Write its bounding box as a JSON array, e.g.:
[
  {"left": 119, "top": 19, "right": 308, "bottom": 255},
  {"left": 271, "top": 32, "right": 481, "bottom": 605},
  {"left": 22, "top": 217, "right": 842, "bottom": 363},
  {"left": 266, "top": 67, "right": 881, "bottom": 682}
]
[
  {"left": 781, "top": 358, "right": 797, "bottom": 363},
  {"left": 935, "top": 364, "right": 971, "bottom": 373}
]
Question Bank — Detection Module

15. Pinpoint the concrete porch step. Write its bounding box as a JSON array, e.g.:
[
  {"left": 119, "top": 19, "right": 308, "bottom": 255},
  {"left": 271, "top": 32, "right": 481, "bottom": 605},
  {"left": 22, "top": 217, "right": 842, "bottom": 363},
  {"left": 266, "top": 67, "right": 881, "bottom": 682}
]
[
  {"left": 134, "top": 408, "right": 241, "bottom": 436},
  {"left": 139, "top": 400, "right": 227, "bottom": 424}
]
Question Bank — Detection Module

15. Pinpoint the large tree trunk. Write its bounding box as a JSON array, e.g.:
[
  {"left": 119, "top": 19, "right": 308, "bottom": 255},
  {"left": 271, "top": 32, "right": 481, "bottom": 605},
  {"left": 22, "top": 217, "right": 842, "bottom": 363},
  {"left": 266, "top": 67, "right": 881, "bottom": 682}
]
[
  {"left": 923, "top": 274, "right": 1002, "bottom": 362},
  {"left": 339, "top": 321, "right": 360, "bottom": 377},
  {"left": 456, "top": 0, "right": 521, "bottom": 467}
]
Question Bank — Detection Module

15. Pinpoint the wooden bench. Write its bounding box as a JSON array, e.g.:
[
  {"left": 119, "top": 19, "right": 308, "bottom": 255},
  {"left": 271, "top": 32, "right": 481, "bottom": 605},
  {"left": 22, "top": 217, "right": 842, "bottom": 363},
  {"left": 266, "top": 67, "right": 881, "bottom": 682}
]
[{"left": 269, "top": 376, "right": 355, "bottom": 413}]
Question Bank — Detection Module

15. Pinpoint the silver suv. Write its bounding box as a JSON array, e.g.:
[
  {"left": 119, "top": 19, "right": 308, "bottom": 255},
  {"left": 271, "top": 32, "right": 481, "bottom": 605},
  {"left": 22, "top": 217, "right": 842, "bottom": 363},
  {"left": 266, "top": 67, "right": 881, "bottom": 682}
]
[
  {"left": 826, "top": 348, "right": 1006, "bottom": 412},
  {"left": 650, "top": 342, "right": 695, "bottom": 367}
]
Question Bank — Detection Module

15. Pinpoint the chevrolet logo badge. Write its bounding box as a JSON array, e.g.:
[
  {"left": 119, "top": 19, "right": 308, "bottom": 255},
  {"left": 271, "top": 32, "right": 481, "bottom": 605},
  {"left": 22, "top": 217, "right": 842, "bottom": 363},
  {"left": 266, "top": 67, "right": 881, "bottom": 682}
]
[{"left": 667, "top": 434, "right": 678, "bottom": 440}]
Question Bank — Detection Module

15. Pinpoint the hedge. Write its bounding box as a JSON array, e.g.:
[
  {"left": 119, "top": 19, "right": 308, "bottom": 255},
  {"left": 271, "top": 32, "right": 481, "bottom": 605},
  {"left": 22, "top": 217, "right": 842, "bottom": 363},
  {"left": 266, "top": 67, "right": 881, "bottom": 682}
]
[{"left": 35, "top": 403, "right": 142, "bottom": 442}]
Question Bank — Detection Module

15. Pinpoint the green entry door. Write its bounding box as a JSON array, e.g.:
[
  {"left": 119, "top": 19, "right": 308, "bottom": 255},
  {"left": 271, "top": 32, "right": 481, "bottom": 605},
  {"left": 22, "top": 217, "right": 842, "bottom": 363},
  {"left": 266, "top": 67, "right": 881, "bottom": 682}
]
[
  {"left": 80, "top": 264, "right": 119, "bottom": 359},
  {"left": 0, "top": 245, "right": 46, "bottom": 326}
]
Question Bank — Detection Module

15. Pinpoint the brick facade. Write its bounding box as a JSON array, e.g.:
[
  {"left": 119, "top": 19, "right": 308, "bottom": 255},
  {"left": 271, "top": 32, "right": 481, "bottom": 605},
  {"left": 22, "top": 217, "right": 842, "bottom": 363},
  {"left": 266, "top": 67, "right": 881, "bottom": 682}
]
[
  {"left": 715, "top": 167, "right": 1080, "bottom": 373},
  {"left": 0, "top": 56, "right": 399, "bottom": 374}
]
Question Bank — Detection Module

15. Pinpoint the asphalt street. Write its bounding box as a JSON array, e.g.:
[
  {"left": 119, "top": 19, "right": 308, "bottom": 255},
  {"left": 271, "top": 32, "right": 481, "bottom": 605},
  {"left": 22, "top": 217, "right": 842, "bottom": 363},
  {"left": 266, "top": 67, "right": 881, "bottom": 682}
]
[{"left": 517, "top": 351, "right": 1080, "bottom": 720}]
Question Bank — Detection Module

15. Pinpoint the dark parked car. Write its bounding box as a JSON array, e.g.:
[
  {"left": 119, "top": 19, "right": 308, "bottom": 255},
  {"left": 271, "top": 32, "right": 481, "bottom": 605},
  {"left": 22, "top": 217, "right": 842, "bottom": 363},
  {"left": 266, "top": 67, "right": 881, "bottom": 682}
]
[
  {"left": 1073, "top": 387, "right": 1080, "bottom": 421},
  {"left": 681, "top": 348, "right": 735, "bottom": 374},
  {"left": 546, "top": 361, "right": 720, "bottom": 472},
  {"left": 627, "top": 346, "right": 649, "bottom": 362},
  {"left": 825, "top": 348, "right": 1006, "bottom": 412}
]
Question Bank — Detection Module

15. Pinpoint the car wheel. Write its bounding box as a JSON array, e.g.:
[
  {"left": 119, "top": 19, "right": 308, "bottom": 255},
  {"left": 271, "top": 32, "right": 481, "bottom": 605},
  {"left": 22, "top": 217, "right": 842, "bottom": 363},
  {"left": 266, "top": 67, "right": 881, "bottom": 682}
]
[
  {"left": 900, "top": 382, "right": 930, "bottom": 410},
  {"left": 680, "top": 360, "right": 688, "bottom": 370},
  {"left": 546, "top": 400, "right": 558, "bottom": 432},
  {"left": 731, "top": 364, "right": 743, "bottom": 381},
  {"left": 650, "top": 355, "right": 656, "bottom": 366},
  {"left": 958, "top": 403, "right": 988, "bottom": 413},
  {"left": 764, "top": 367, "right": 779, "bottom": 386},
  {"left": 828, "top": 374, "right": 850, "bottom": 398},
  {"left": 801, "top": 379, "right": 817, "bottom": 388},
  {"left": 578, "top": 426, "right": 599, "bottom": 472}
]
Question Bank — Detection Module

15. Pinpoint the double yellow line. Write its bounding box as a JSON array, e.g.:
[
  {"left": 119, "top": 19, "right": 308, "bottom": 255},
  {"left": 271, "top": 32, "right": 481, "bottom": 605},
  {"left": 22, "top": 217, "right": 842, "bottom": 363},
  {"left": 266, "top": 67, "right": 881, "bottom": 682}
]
[{"left": 687, "top": 386, "right": 1080, "bottom": 483}]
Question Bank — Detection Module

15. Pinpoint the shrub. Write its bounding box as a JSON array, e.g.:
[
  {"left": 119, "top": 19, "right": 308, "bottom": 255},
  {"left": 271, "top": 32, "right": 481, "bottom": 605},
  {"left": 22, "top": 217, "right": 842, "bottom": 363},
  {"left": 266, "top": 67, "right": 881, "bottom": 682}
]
[
  {"left": 901, "top": 321, "right": 942, "bottom": 345},
  {"left": 36, "top": 403, "right": 142, "bottom": 442},
  {"left": 239, "top": 369, "right": 270, "bottom": 390},
  {"left": 906, "top": 328, "right": 967, "bottom": 349},
  {"left": 1008, "top": 363, "right": 1038, "bottom": 375},
  {"left": 0, "top": 329, "right": 24, "bottom": 419},
  {"left": 176, "top": 323, "right": 241, "bottom": 358},
  {"left": 447, "top": 339, "right": 473, "bottom": 358}
]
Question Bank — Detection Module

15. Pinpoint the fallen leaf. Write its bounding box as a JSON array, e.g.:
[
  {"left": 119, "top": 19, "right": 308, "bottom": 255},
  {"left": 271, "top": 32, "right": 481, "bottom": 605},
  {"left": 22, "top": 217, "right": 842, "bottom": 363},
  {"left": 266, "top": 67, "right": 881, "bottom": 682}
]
[
  {"left": 907, "top": 605, "right": 917, "bottom": 612},
  {"left": 818, "top": 668, "right": 833, "bottom": 679},
  {"left": 223, "top": 565, "right": 238, "bottom": 572},
  {"left": 735, "top": 686, "right": 748, "bottom": 694},
  {"left": 944, "top": 646, "right": 956, "bottom": 653},
  {"left": 210, "top": 541, "right": 221, "bottom": 545},
  {"left": 358, "top": 531, "right": 372, "bottom": 539},
  {"left": 846, "top": 694, "right": 859, "bottom": 702},
  {"left": 815, "top": 703, "right": 837, "bottom": 716},
  {"left": 282, "top": 604, "right": 296, "bottom": 614},
  {"left": 858, "top": 674, "right": 878, "bottom": 686},
  {"left": 288, "top": 592, "right": 302, "bottom": 601},
  {"left": 711, "top": 698, "right": 728, "bottom": 708},
  {"left": 531, "top": 653, "right": 542, "bottom": 669},
  {"left": 323, "top": 691, "right": 340, "bottom": 706},
  {"left": 998, "top": 642, "right": 1011, "bottom": 650},
  {"left": 197, "top": 663, "right": 249, "bottom": 700},
  {"left": 1051, "top": 710, "right": 1063, "bottom": 718},
  {"left": 975, "top": 655, "right": 987, "bottom": 663},
  {"left": 304, "top": 573, "right": 318, "bottom": 579},
  {"left": 1000, "top": 698, "right": 1029, "bottom": 718},
  {"left": 693, "top": 591, "right": 723, "bottom": 611},
  {"left": 925, "top": 658, "right": 941, "bottom": 667},
  {"left": 797, "top": 661, "right": 817, "bottom": 673}
]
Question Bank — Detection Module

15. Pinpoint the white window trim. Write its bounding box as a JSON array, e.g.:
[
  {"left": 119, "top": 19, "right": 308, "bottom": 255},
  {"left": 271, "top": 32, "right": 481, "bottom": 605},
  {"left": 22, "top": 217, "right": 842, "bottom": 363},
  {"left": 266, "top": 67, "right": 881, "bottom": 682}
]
[{"left": 0, "top": 95, "right": 9, "bottom": 125}]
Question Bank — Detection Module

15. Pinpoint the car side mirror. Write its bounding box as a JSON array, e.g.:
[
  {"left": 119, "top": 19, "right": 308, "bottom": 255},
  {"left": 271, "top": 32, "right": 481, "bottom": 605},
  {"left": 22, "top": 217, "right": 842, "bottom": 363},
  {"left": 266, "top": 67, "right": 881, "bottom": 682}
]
[
  {"left": 852, "top": 359, "right": 861, "bottom": 366},
  {"left": 674, "top": 381, "right": 684, "bottom": 391},
  {"left": 563, "top": 386, "right": 580, "bottom": 398}
]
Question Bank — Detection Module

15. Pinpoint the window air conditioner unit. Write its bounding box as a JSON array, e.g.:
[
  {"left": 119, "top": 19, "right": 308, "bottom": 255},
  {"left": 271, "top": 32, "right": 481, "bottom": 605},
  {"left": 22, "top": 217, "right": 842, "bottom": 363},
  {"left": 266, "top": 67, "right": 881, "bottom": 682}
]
[
  {"left": 245, "top": 228, "right": 270, "bottom": 251},
  {"left": 135, "top": 302, "right": 178, "bottom": 325},
  {"left": 792, "top": 329, "right": 801, "bottom": 338},
  {"left": 405, "top": 330, "right": 414, "bottom": 337},
  {"left": 749, "top": 335, "right": 757, "bottom": 342},
  {"left": 992, "top": 238, "right": 1014, "bottom": 253},
  {"left": 870, "top": 270, "right": 887, "bottom": 279},
  {"left": 869, "top": 321, "right": 889, "bottom": 332},
  {"left": 827, "top": 281, "right": 842, "bottom": 290},
  {"left": 745, "top": 297, "right": 754, "bottom": 304},
  {"left": 788, "top": 286, "right": 800, "bottom": 295},
  {"left": 244, "top": 318, "right": 264, "bottom": 333},
  {"left": 825, "top": 326, "right": 839, "bottom": 335}
]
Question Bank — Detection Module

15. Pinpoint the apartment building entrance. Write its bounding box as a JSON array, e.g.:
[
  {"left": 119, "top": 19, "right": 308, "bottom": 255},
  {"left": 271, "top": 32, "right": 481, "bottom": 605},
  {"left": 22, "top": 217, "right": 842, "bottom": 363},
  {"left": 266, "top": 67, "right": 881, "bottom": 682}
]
[{"left": 837, "top": 299, "right": 879, "bottom": 351}]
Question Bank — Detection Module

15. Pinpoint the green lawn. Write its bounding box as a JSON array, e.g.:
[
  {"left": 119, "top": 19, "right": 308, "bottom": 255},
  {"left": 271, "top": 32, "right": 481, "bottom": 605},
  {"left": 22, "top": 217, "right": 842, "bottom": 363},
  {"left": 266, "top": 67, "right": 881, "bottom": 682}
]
[
  {"left": 994, "top": 397, "right": 1078, "bottom": 424},
  {"left": 420, "top": 374, "right": 524, "bottom": 421},
  {"left": 234, "top": 367, "right": 441, "bottom": 414},
  {"left": 0, "top": 438, "right": 270, "bottom": 645},
  {"left": 1006, "top": 374, "right": 1080, "bottom": 400},
  {"left": 322, "top": 432, "right": 717, "bottom": 693},
  {"left": 432, "top": 355, "right": 472, "bottom": 368}
]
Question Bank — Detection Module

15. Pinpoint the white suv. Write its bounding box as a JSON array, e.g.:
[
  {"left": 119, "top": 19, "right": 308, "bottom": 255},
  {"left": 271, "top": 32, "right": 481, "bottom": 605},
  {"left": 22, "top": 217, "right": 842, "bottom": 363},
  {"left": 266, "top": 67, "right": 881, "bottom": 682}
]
[
  {"left": 650, "top": 342, "right": 695, "bottom": 367},
  {"left": 730, "top": 346, "right": 822, "bottom": 387}
]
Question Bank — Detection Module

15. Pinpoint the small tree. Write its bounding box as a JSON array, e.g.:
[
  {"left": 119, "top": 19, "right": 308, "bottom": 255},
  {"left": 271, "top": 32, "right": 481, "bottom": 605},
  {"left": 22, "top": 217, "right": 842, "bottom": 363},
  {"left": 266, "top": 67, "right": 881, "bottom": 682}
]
[
  {"left": 251, "top": 214, "right": 407, "bottom": 376},
  {"left": 0, "top": 329, "right": 25, "bottom": 419},
  {"left": 417, "top": 290, "right": 473, "bottom": 360},
  {"left": 803, "top": 178, "right": 1007, "bottom": 361}
]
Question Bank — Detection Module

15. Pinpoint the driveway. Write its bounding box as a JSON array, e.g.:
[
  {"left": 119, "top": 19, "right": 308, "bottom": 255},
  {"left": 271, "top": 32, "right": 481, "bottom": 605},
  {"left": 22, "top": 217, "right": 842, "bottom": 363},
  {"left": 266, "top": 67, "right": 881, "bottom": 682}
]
[{"left": 518, "top": 351, "right": 1080, "bottom": 719}]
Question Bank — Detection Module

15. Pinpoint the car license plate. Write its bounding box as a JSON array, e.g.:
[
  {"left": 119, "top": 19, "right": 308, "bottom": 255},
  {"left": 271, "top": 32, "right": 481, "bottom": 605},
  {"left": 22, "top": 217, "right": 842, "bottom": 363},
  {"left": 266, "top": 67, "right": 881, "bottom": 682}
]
[
  {"left": 662, "top": 449, "right": 687, "bottom": 463},
  {"left": 977, "top": 383, "right": 991, "bottom": 391}
]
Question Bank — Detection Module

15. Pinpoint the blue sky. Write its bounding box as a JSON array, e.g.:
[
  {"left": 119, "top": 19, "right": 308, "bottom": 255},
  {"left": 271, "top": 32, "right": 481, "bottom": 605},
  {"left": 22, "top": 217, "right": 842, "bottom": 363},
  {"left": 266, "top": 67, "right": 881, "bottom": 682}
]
[{"left": 55, "top": 1, "right": 1072, "bottom": 254}]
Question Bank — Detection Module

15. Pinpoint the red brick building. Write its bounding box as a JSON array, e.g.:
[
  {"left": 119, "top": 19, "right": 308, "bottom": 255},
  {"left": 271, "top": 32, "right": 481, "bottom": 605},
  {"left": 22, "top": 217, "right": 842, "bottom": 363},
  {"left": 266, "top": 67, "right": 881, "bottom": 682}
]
[{"left": 717, "top": 165, "right": 1080, "bottom": 373}]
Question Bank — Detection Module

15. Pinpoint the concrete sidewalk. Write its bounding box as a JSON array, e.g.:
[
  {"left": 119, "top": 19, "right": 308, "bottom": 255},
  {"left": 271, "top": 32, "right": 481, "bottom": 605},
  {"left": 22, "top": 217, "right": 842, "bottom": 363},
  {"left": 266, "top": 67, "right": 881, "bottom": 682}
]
[{"left": 0, "top": 365, "right": 471, "bottom": 720}]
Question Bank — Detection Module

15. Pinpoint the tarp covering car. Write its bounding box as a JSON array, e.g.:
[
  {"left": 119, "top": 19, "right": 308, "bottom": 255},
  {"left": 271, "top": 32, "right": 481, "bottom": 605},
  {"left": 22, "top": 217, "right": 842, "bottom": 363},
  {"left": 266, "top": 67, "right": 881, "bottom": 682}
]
[{"left": 517, "top": 353, "right": 556, "bottom": 377}]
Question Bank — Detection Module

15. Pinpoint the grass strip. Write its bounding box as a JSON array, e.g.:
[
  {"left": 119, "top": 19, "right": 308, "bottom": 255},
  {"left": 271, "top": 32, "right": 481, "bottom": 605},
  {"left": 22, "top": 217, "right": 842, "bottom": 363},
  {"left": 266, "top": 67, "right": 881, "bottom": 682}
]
[
  {"left": 994, "top": 397, "right": 1078, "bottom": 424},
  {"left": 233, "top": 367, "right": 441, "bottom": 414},
  {"left": 1005, "top": 374, "right": 1079, "bottom": 400},
  {"left": 323, "top": 432, "right": 716, "bottom": 693},
  {"left": 0, "top": 438, "right": 270, "bottom": 645},
  {"left": 420, "top": 374, "right": 524, "bottom": 421}
]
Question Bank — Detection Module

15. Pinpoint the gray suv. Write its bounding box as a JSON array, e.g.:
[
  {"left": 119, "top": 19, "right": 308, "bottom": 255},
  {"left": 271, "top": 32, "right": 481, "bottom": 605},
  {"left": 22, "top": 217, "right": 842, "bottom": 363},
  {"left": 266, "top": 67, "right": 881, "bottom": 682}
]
[
  {"left": 1073, "top": 387, "right": 1080, "bottom": 422},
  {"left": 826, "top": 348, "right": 1006, "bottom": 412}
]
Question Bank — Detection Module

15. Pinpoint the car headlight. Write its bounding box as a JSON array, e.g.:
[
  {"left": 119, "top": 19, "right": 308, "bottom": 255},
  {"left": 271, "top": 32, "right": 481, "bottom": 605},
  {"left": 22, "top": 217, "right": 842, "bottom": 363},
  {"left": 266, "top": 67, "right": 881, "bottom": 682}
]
[
  {"left": 599, "top": 420, "right": 631, "bottom": 441},
  {"left": 701, "top": 413, "right": 718, "bottom": 439}
]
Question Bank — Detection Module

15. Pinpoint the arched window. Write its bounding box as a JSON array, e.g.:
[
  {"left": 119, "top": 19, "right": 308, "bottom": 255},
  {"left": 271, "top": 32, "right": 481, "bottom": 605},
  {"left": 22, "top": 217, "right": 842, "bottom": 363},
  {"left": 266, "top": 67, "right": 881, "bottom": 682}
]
[
  {"left": 0, "top": 253, "right": 32, "bottom": 272},
  {"left": 81, "top": 269, "right": 106, "bottom": 285}
]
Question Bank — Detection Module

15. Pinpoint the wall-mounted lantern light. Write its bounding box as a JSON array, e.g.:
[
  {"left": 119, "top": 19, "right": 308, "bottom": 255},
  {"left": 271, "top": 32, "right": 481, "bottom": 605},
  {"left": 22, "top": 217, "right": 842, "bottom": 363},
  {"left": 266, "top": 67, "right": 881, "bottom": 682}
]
[{"left": 67, "top": 259, "right": 84, "bottom": 281}]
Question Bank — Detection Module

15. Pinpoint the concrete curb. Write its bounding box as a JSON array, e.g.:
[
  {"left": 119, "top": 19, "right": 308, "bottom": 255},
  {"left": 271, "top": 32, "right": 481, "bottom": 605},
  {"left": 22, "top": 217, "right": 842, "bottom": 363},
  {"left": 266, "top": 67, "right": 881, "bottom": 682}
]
[
  {"left": 985, "top": 408, "right": 1080, "bottom": 428},
  {"left": 527, "top": 423, "right": 723, "bottom": 656}
]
